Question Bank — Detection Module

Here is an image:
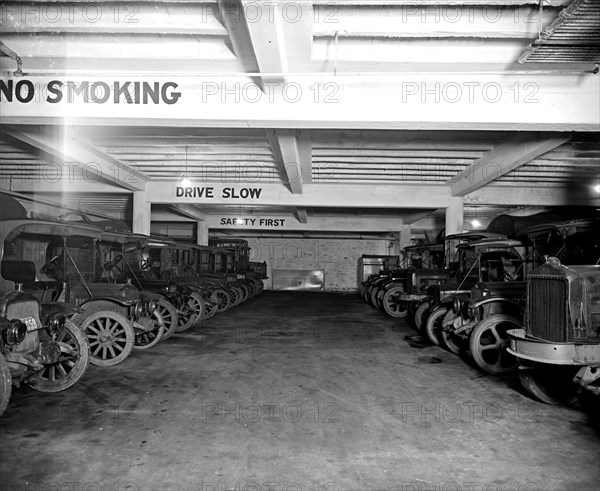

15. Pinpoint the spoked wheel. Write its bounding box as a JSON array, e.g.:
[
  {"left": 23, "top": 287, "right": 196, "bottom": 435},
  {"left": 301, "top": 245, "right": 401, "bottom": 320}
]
[
  {"left": 75, "top": 311, "right": 134, "bottom": 367},
  {"left": 203, "top": 298, "right": 218, "bottom": 319},
  {"left": 382, "top": 286, "right": 408, "bottom": 318},
  {"left": 227, "top": 287, "right": 240, "bottom": 307},
  {"left": 519, "top": 363, "right": 580, "bottom": 405},
  {"left": 28, "top": 320, "right": 90, "bottom": 391},
  {"left": 233, "top": 286, "right": 245, "bottom": 305},
  {"left": 440, "top": 310, "right": 466, "bottom": 355},
  {"left": 238, "top": 283, "right": 250, "bottom": 303},
  {"left": 156, "top": 298, "right": 179, "bottom": 340},
  {"left": 414, "top": 302, "right": 430, "bottom": 333},
  {"left": 133, "top": 311, "right": 165, "bottom": 350},
  {"left": 213, "top": 288, "right": 231, "bottom": 313},
  {"left": 175, "top": 292, "right": 205, "bottom": 332},
  {"left": 0, "top": 353, "right": 13, "bottom": 418},
  {"left": 425, "top": 307, "right": 448, "bottom": 346},
  {"left": 469, "top": 314, "right": 521, "bottom": 375}
]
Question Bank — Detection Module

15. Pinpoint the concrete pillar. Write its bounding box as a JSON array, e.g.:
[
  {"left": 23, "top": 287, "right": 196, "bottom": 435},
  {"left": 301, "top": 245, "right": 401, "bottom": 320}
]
[
  {"left": 197, "top": 220, "right": 208, "bottom": 246},
  {"left": 132, "top": 190, "right": 151, "bottom": 235},
  {"left": 397, "top": 224, "right": 412, "bottom": 266},
  {"left": 445, "top": 197, "right": 464, "bottom": 267},
  {"left": 445, "top": 197, "right": 464, "bottom": 236}
]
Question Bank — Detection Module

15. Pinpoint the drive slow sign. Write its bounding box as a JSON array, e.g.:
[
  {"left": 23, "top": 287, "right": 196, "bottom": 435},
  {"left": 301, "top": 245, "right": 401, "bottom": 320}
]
[{"left": 176, "top": 186, "right": 263, "bottom": 199}]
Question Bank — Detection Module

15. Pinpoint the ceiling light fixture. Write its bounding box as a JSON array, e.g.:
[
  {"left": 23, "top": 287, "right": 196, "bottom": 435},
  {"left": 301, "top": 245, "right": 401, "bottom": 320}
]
[
  {"left": 593, "top": 184, "right": 600, "bottom": 194},
  {"left": 180, "top": 175, "right": 191, "bottom": 187},
  {"left": 471, "top": 219, "right": 482, "bottom": 228},
  {"left": 236, "top": 218, "right": 244, "bottom": 225}
]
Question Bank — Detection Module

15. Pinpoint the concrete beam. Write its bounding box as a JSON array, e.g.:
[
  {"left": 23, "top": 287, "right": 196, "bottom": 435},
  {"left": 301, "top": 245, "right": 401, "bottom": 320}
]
[
  {"left": 2, "top": 127, "right": 149, "bottom": 191},
  {"left": 207, "top": 214, "right": 404, "bottom": 232},
  {"left": 449, "top": 133, "right": 571, "bottom": 196},
  {"left": 170, "top": 204, "right": 207, "bottom": 222},
  {"left": 293, "top": 207, "right": 308, "bottom": 224},
  {"left": 197, "top": 221, "right": 208, "bottom": 246},
  {"left": 1, "top": 74, "right": 598, "bottom": 131},
  {"left": 0, "top": 3, "right": 227, "bottom": 35},
  {"left": 149, "top": 182, "right": 453, "bottom": 208},
  {"left": 266, "top": 129, "right": 306, "bottom": 194}
]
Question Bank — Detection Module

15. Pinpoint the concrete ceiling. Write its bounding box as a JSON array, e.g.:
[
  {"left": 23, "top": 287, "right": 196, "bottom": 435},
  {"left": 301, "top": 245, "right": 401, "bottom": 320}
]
[{"left": 0, "top": 0, "right": 599, "bottom": 240}]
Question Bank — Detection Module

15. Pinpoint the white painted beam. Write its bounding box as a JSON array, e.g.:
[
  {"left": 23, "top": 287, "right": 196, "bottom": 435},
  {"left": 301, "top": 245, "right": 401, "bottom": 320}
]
[
  {"left": 294, "top": 207, "right": 308, "bottom": 224},
  {"left": 449, "top": 133, "right": 571, "bottom": 196},
  {"left": 0, "top": 179, "right": 130, "bottom": 193},
  {"left": 150, "top": 181, "right": 453, "bottom": 208},
  {"left": 170, "top": 204, "right": 208, "bottom": 222},
  {"left": 266, "top": 129, "right": 305, "bottom": 194},
  {"left": 0, "top": 3, "right": 227, "bottom": 36},
  {"left": 2, "top": 127, "right": 149, "bottom": 191},
  {"left": 2, "top": 74, "right": 597, "bottom": 131},
  {"left": 207, "top": 214, "right": 404, "bottom": 232}
]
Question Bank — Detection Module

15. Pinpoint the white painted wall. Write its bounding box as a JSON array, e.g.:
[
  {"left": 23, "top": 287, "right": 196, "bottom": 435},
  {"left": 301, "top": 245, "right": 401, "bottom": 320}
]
[{"left": 247, "top": 238, "right": 388, "bottom": 291}]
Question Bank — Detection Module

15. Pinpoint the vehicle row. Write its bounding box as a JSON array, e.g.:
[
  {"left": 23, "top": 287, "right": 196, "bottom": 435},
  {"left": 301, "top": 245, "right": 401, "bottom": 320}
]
[
  {"left": 0, "top": 200, "right": 266, "bottom": 417},
  {"left": 361, "top": 214, "right": 600, "bottom": 405}
]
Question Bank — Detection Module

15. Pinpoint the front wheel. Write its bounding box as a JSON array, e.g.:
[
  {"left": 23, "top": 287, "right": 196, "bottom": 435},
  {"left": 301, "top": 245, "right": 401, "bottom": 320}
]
[
  {"left": 175, "top": 292, "right": 205, "bottom": 332},
  {"left": 0, "top": 353, "right": 12, "bottom": 418},
  {"left": 74, "top": 311, "right": 135, "bottom": 367},
  {"left": 439, "top": 310, "right": 466, "bottom": 356},
  {"left": 425, "top": 307, "right": 448, "bottom": 346},
  {"left": 469, "top": 314, "right": 520, "bottom": 375},
  {"left": 28, "top": 320, "right": 90, "bottom": 392},
  {"left": 519, "top": 363, "right": 580, "bottom": 405},
  {"left": 133, "top": 311, "right": 165, "bottom": 351}
]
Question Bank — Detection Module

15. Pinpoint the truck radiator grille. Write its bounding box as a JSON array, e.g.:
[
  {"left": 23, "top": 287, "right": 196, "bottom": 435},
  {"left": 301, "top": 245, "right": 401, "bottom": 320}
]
[{"left": 528, "top": 276, "right": 567, "bottom": 342}]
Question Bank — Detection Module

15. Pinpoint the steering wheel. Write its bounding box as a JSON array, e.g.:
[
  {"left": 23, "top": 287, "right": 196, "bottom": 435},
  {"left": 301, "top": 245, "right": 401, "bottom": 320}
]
[
  {"left": 141, "top": 257, "right": 152, "bottom": 270},
  {"left": 41, "top": 253, "right": 64, "bottom": 275},
  {"left": 501, "top": 270, "right": 514, "bottom": 282},
  {"left": 103, "top": 255, "right": 123, "bottom": 270}
]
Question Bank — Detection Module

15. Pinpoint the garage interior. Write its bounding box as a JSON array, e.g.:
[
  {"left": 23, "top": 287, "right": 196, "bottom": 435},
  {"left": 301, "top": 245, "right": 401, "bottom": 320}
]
[{"left": 1, "top": 0, "right": 599, "bottom": 490}]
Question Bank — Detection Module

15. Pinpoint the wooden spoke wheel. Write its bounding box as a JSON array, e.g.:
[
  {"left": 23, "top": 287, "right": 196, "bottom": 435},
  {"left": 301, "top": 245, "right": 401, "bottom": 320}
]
[
  {"left": 28, "top": 320, "right": 90, "bottom": 392},
  {"left": 175, "top": 292, "right": 205, "bottom": 332},
  {"left": 74, "top": 311, "right": 134, "bottom": 367},
  {"left": 133, "top": 311, "right": 165, "bottom": 350},
  {"left": 0, "top": 353, "right": 13, "bottom": 418}
]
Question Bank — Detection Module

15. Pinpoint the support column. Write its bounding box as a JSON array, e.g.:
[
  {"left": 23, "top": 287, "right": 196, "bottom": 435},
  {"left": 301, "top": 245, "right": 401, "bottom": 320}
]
[
  {"left": 445, "top": 197, "right": 464, "bottom": 236},
  {"left": 197, "top": 220, "right": 208, "bottom": 246},
  {"left": 132, "top": 190, "right": 151, "bottom": 235},
  {"left": 445, "top": 197, "right": 464, "bottom": 267},
  {"left": 397, "top": 224, "right": 412, "bottom": 266}
]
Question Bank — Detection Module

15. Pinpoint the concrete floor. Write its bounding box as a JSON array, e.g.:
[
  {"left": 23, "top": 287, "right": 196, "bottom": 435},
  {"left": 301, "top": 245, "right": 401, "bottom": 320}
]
[{"left": 1, "top": 291, "right": 599, "bottom": 491}]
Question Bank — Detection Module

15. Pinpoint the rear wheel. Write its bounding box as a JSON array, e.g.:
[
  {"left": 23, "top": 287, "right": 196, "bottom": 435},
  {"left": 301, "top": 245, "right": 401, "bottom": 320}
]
[
  {"left": 440, "top": 310, "right": 465, "bottom": 355},
  {"left": 519, "top": 363, "right": 580, "bottom": 405},
  {"left": 28, "top": 320, "right": 90, "bottom": 392},
  {"left": 469, "top": 314, "right": 520, "bottom": 375},
  {"left": 425, "top": 307, "right": 448, "bottom": 346},
  {"left": 156, "top": 298, "right": 178, "bottom": 340},
  {"left": 73, "top": 311, "right": 134, "bottom": 367},
  {"left": 382, "top": 286, "right": 408, "bottom": 318},
  {"left": 414, "top": 302, "right": 430, "bottom": 333},
  {"left": 0, "top": 353, "right": 13, "bottom": 418},
  {"left": 213, "top": 288, "right": 231, "bottom": 313},
  {"left": 133, "top": 311, "right": 165, "bottom": 350},
  {"left": 175, "top": 292, "right": 205, "bottom": 332}
]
